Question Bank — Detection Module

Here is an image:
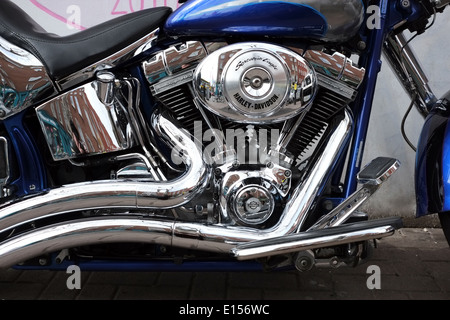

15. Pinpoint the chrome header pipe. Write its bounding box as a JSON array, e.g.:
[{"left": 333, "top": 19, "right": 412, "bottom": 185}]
[
  {"left": 0, "top": 218, "right": 175, "bottom": 268},
  {"left": 0, "top": 113, "right": 210, "bottom": 233},
  {"left": 0, "top": 110, "right": 353, "bottom": 267}
]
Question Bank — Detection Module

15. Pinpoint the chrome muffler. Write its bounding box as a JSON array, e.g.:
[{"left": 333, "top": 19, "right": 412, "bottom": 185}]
[{"left": 0, "top": 109, "right": 354, "bottom": 268}]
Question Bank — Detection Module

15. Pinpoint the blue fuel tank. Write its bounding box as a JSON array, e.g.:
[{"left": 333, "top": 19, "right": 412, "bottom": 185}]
[{"left": 164, "top": 0, "right": 365, "bottom": 42}]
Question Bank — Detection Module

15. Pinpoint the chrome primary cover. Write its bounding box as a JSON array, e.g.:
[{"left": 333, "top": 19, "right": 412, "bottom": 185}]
[{"left": 193, "top": 42, "right": 317, "bottom": 123}]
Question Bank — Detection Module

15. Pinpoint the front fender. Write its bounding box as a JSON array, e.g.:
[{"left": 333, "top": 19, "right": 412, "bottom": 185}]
[{"left": 416, "top": 90, "right": 450, "bottom": 216}]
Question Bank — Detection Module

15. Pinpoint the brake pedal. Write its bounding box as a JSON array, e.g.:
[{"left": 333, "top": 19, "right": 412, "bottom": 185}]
[
  {"left": 357, "top": 157, "right": 400, "bottom": 185},
  {"left": 308, "top": 157, "right": 400, "bottom": 230}
]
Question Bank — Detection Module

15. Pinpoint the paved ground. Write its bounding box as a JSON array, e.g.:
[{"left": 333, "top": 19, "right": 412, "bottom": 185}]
[{"left": 0, "top": 228, "right": 449, "bottom": 302}]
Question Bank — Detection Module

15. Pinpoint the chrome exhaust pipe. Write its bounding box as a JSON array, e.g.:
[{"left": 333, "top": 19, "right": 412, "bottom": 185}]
[
  {"left": 0, "top": 113, "right": 210, "bottom": 233},
  {"left": 231, "top": 217, "right": 403, "bottom": 260},
  {"left": 0, "top": 110, "right": 353, "bottom": 268},
  {"left": 0, "top": 218, "right": 175, "bottom": 268}
]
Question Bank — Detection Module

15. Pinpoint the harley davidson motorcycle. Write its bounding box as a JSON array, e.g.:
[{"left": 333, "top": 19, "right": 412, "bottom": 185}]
[{"left": 0, "top": 0, "right": 448, "bottom": 273}]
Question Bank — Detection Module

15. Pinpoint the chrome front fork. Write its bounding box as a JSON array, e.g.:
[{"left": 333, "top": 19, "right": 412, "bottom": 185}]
[{"left": 382, "top": 31, "right": 437, "bottom": 115}]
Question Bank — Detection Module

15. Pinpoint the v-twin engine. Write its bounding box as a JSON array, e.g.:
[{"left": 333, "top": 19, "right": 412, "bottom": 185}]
[
  {"left": 142, "top": 41, "right": 364, "bottom": 227},
  {"left": 0, "top": 40, "right": 381, "bottom": 269}
]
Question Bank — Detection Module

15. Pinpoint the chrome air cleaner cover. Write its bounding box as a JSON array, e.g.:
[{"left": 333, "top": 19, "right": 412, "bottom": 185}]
[{"left": 193, "top": 42, "right": 317, "bottom": 123}]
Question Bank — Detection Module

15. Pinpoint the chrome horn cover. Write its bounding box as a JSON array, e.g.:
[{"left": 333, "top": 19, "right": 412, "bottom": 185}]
[{"left": 193, "top": 42, "right": 317, "bottom": 123}]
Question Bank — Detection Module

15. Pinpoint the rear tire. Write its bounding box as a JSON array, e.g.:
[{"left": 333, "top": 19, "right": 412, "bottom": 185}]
[{"left": 438, "top": 212, "right": 450, "bottom": 246}]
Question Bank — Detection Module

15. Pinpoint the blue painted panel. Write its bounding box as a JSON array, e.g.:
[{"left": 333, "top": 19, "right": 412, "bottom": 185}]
[
  {"left": 165, "top": 0, "right": 327, "bottom": 39},
  {"left": 415, "top": 92, "right": 450, "bottom": 216},
  {"left": 2, "top": 111, "right": 47, "bottom": 196}
]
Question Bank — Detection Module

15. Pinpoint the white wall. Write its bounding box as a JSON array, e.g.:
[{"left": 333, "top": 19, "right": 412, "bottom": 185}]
[
  {"left": 10, "top": 0, "right": 450, "bottom": 225},
  {"left": 361, "top": 11, "right": 450, "bottom": 226},
  {"left": 13, "top": 0, "right": 181, "bottom": 34}
]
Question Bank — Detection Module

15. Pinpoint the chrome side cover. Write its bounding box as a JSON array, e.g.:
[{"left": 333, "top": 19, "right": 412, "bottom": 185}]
[
  {"left": 192, "top": 42, "right": 317, "bottom": 123},
  {"left": 36, "top": 74, "right": 137, "bottom": 161},
  {"left": 0, "top": 37, "right": 55, "bottom": 120}
]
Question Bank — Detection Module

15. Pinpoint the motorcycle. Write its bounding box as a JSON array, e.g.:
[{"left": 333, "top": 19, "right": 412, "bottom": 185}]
[{"left": 0, "top": 0, "right": 448, "bottom": 273}]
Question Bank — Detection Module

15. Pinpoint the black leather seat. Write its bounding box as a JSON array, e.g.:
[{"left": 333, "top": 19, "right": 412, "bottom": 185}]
[{"left": 0, "top": 1, "right": 172, "bottom": 81}]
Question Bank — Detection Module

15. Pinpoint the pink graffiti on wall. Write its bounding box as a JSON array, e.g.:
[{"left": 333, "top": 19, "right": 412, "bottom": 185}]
[
  {"left": 111, "top": 0, "right": 181, "bottom": 15},
  {"left": 29, "top": 0, "right": 181, "bottom": 31}
]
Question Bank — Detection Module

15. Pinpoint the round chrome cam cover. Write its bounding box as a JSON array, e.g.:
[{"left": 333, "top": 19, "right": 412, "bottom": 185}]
[
  {"left": 193, "top": 42, "right": 317, "bottom": 123},
  {"left": 232, "top": 184, "right": 274, "bottom": 226}
]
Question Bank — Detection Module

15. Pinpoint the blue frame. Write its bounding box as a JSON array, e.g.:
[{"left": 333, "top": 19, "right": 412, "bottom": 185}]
[
  {"left": 332, "top": 0, "right": 425, "bottom": 199},
  {"left": 341, "top": 0, "right": 391, "bottom": 198},
  {"left": 2, "top": 110, "right": 47, "bottom": 197},
  {"left": 14, "top": 253, "right": 266, "bottom": 272}
]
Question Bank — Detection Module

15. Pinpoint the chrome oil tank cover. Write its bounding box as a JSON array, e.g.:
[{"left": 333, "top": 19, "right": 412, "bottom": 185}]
[{"left": 193, "top": 42, "right": 317, "bottom": 123}]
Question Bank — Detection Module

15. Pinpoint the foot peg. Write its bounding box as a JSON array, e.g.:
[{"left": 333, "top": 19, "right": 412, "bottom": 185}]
[
  {"left": 357, "top": 157, "right": 400, "bottom": 185},
  {"left": 308, "top": 157, "right": 400, "bottom": 230}
]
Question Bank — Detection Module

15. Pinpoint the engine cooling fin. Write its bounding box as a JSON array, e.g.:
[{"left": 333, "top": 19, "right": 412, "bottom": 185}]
[
  {"left": 286, "top": 87, "right": 352, "bottom": 160},
  {"left": 155, "top": 84, "right": 203, "bottom": 133}
]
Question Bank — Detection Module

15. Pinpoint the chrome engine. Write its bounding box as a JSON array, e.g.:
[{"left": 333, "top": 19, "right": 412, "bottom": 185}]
[
  {"left": 142, "top": 41, "right": 365, "bottom": 228},
  {"left": 0, "top": 40, "right": 372, "bottom": 268}
]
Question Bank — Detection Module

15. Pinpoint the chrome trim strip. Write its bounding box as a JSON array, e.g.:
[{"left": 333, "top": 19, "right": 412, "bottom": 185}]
[
  {"left": 0, "top": 137, "right": 10, "bottom": 198},
  {"left": 56, "top": 28, "right": 160, "bottom": 91}
]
